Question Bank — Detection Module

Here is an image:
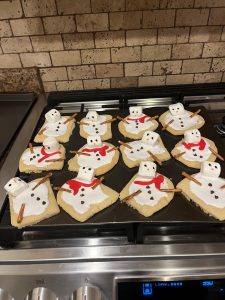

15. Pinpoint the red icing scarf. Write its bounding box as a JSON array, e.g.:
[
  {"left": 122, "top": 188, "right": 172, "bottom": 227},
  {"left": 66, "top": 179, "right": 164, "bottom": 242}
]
[
  {"left": 81, "top": 145, "right": 109, "bottom": 156},
  {"left": 127, "top": 115, "right": 149, "bottom": 123},
  {"left": 182, "top": 138, "right": 206, "bottom": 150},
  {"left": 38, "top": 147, "right": 61, "bottom": 163},
  {"left": 134, "top": 175, "right": 164, "bottom": 189},
  {"left": 67, "top": 179, "right": 98, "bottom": 196}
]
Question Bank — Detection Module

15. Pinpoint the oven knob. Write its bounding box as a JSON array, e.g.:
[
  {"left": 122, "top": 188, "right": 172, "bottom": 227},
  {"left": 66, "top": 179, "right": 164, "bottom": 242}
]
[
  {"left": 25, "top": 287, "right": 58, "bottom": 300},
  {"left": 0, "top": 289, "right": 14, "bottom": 300},
  {"left": 71, "top": 286, "right": 102, "bottom": 300}
]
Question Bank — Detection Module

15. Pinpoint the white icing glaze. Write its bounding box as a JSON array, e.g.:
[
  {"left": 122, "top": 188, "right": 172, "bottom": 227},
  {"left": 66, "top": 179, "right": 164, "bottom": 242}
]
[
  {"left": 83, "top": 115, "right": 108, "bottom": 136},
  {"left": 77, "top": 144, "right": 115, "bottom": 169},
  {"left": 164, "top": 110, "right": 202, "bottom": 131},
  {"left": 124, "top": 114, "right": 154, "bottom": 134},
  {"left": 177, "top": 138, "right": 211, "bottom": 162},
  {"left": 61, "top": 179, "right": 108, "bottom": 214},
  {"left": 12, "top": 181, "right": 49, "bottom": 217},
  {"left": 190, "top": 173, "right": 225, "bottom": 208},
  {"left": 124, "top": 140, "right": 165, "bottom": 162},
  {"left": 129, "top": 175, "right": 168, "bottom": 207},
  {"left": 21, "top": 147, "right": 61, "bottom": 167},
  {"left": 44, "top": 116, "right": 68, "bottom": 137}
]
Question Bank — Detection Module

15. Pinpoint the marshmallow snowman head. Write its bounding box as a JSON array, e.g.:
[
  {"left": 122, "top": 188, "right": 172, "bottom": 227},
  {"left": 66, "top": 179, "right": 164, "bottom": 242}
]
[
  {"left": 169, "top": 103, "right": 185, "bottom": 116},
  {"left": 87, "top": 135, "right": 102, "bottom": 147},
  {"left": 77, "top": 166, "right": 95, "bottom": 183},
  {"left": 129, "top": 106, "right": 143, "bottom": 117},
  {"left": 138, "top": 161, "right": 156, "bottom": 178},
  {"left": 4, "top": 177, "right": 28, "bottom": 196},
  {"left": 45, "top": 109, "right": 61, "bottom": 123},
  {"left": 86, "top": 110, "right": 99, "bottom": 122},
  {"left": 43, "top": 137, "right": 60, "bottom": 153},
  {"left": 141, "top": 131, "right": 159, "bottom": 146},
  {"left": 184, "top": 129, "right": 201, "bottom": 144},
  {"left": 200, "top": 161, "right": 221, "bottom": 179}
]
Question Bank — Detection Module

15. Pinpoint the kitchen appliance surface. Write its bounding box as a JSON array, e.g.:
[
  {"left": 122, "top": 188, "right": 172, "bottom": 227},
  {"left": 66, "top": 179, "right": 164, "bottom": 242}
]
[
  {"left": 0, "top": 93, "right": 35, "bottom": 163},
  {"left": 0, "top": 84, "right": 225, "bottom": 300}
]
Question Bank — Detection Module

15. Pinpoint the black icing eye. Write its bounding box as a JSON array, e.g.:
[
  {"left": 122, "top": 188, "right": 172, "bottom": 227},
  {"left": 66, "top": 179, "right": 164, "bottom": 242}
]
[
  {"left": 146, "top": 133, "right": 149, "bottom": 136},
  {"left": 82, "top": 167, "right": 85, "bottom": 169},
  {"left": 48, "top": 147, "right": 50, "bottom": 149},
  {"left": 132, "top": 111, "right": 134, "bottom": 113},
  {"left": 192, "top": 132, "right": 194, "bottom": 135},
  {"left": 8, "top": 184, "right": 12, "bottom": 187},
  {"left": 144, "top": 164, "right": 147, "bottom": 167},
  {"left": 172, "top": 108, "right": 174, "bottom": 111},
  {"left": 215, "top": 166, "right": 218, "bottom": 169},
  {"left": 153, "top": 167, "right": 155, "bottom": 170},
  {"left": 209, "top": 163, "right": 212, "bottom": 167},
  {"left": 90, "top": 140, "right": 93, "bottom": 143},
  {"left": 151, "top": 137, "right": 154, "bottom": 140},
  {"left": 92, "top": 116, "right": 94, "bottom": 119},
  {"left": 88, "top": 168, "right": 91, "bottom": 171},
  {"left": 95, "top": 139, "right": 98, "bottom": 142},
  {"left": 18, "top": 179, "right": 21, "bottom": 181}
]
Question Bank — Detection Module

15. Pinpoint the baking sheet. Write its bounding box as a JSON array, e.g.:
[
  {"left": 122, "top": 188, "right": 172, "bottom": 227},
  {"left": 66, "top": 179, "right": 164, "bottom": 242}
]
[{"left": 1, "top": 106, "right": 225, "bottom": 228}]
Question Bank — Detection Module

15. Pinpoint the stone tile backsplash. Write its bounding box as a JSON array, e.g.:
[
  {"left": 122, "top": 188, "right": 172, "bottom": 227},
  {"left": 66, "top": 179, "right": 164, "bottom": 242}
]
[{"left": 0, "top": 0, "right": 225, "bottom": 92}]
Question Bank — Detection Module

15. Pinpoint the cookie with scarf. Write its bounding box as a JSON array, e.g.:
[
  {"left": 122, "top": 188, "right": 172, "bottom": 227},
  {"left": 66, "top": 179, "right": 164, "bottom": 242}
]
[
  {"left": 19, "top": 137, "right": 66, "bottom": 173},
  {"left": 68, "top": 135, "right": 119, "bottom": 175},
  {"left": 57, "top": 167, "right": 118, "bottom": 222},
  {"left": 159, "top": 103, "right": 205, "bottom": 135},
  {"left": 118, "top": 106, "right": 158, "bottom": 140},
  {"left": 171, "top": 129, "right": 217, "bottom": 169},
  {"left": 34, "top": 109, "right": 75, "bottom": 143},
  {"left": 120, "top": 131, "right": 170, "bottom": 168},
  {"left": 79, "top": 110, "right": 113, "bottom": 141},
  {"left": 177, "top": 161, "right": 225, "bottom": 220},
  {"left": 4, "top": 176, "right": 60, "bottom": 228},
  {"left": 119, "top": 161, "right": 175, "bottom": 217}
]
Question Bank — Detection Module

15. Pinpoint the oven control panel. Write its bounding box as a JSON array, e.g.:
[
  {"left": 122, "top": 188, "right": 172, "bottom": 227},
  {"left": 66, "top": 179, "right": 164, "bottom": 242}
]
[{"left": 117, "top": 279, "right": 225, "bottom": 300}]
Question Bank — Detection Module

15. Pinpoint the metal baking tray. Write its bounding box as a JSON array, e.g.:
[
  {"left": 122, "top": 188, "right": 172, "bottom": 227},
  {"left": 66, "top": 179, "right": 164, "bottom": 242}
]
[
  {"left": 0, "top": 105, "right": 225, "bottom": 246},
  {"left": 0, "top": 93, "right": 36, "bottom": 162}
]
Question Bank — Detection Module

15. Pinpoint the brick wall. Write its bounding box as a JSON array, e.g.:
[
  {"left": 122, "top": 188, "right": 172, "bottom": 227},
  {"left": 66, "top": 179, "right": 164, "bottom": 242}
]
[{"left": 0, "top": 0, "right": 225, "bottom": 92}]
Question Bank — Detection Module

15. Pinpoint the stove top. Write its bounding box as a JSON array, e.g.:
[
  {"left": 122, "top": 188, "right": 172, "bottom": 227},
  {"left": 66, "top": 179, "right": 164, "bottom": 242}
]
[
  {"left": 0, "top": 84, "right": 225, "bottom": 300},
  {"left": 0, "top": 93, "right": 36, "bottom": 165}
]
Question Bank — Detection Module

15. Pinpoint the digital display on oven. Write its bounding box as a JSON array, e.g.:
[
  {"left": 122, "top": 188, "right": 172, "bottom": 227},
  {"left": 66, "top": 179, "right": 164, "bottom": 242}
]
[{"left": 117, "top": 279, "right": 225, "bottom": 300}]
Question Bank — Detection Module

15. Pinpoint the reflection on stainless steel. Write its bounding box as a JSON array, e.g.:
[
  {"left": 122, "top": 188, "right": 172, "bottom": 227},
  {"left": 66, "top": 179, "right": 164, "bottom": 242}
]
[
  {"left": 25, "top": 288, "right": 57, "bottom": 300},
  {"left": 0, "top": 289, "right": 14, "bottom": 300},
  {"left": 71, "top": 286, "right": 102, "bottom": 300}
]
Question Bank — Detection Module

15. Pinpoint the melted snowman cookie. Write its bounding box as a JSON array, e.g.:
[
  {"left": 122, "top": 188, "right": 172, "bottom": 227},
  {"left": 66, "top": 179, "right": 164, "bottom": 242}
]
[
  {"left": 19, "top": 137, "right": 65, "bottom": 173},
  {"left": 79, "top": 111, "right": 112, "bottom": 141},
  {"left": 34, "top": 109, "right": 75, "bottom": 143},
  {"left": 171, "top": 129, "right": 217, "bottom": 169},
  {"left": 57, "top": 167, "right": 118, "bottom": 222},
  {"left": 120, "top": 131, "right": 170, "bottom": 168},
  {"left": 68, "top": 135, "right": 119, "bottom": 175},
  {"left": 120, "top": 161, "right": 175, "bottom": 217},
  {"left": 177, "top": 161, "right": 225, "bottom": 220},
  {"left": 4, "top": 177, "right": 59, "bottom": 228},
  {"left": 159, "top": 103, "right": 205, "bottom": 135},
  {"left": 118, "top": 106, "right": 158, "bottom": 140}
]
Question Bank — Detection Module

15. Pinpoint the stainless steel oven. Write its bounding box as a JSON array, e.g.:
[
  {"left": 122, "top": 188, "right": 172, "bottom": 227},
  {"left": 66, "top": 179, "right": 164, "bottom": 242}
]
[{"left": 0, "top": 83, "right": 225, "bottom": 300}]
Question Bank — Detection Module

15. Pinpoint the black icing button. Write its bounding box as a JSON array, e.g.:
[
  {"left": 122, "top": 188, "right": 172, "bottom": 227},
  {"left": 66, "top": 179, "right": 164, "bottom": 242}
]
[
  {"left": 150, "top": 197, "right": 154, "bottom": 200},
  {"left": 30, "top": 158, "right": 33, "bottom": 161},
  {"left": 96, "top": 131, "right": 99, "bottom": 134},
  {"left": 135, "top": 126, "right": 138, "bottom": 128},
  {"left": 193, "top": 154, "right": 197, "bottom": 157},
  {"left": 96, "top": 154, "right": 100, "bottom": 156},
  {"left": 37, "top": 154, "right": 40, "bottom": 157},
  {"left": 140, "top": 147, "right": 143, "bottom": 150},
  {"left": 210, "top": 190, "right": 215, "bottom": 194},
  {"left": 31, "top": 193, "right": 34, "bottom": 197},
  {"left": 215, "top": 195, "right": 219, "bottom": 199},
  {"left": 208, "top": 183, "right": 213, "bottom": 187},
  {"left": 36, "top": 197, "right": 40, "bottom": 201},
  {"left": 147, "top": 191, "right": 151, "bottom": 194},
  {"left": 81, "top": 188, "right": 85, "bottom": 191},
  {"left": 137, "top": 149, "right": 140, "bottom": 152},
  {"left": 80, "top": 194, "right": 85, "bottom": 197},
  {"left": 42, "top": 201, "right": 46, "bottom": 205},
  {"left": 200, "top": 155, "right": 203, "bottom": 158},
  {"left": 97, "top": 158, "right": 101, "bottom": 161},
  {"left": 181, "top": 125, "right": 184, "bottom": 128},
  {"left": 146, "top": 185, "right": 150, "bottom": 189},
  {"left": 130, "top": 151, "right": 134, "bottom": 154},
  {"left": 81, "top": 201, "right": 85, "bottom": 204}
]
